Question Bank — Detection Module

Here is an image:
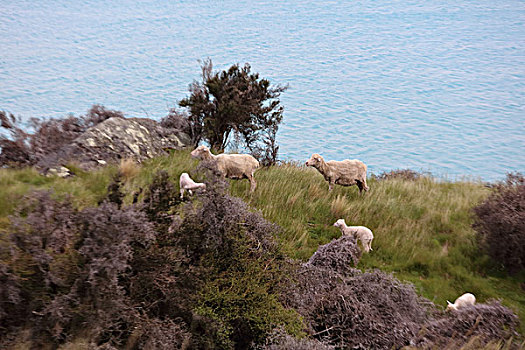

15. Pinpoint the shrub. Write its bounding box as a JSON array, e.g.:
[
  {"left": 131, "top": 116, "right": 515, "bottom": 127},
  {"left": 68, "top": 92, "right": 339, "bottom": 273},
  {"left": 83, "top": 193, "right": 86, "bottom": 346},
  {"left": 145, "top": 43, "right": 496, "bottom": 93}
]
[
  {"left": 130, "top": 318, "right": 191, "bottom": 349},
  {"left": 3, "top": 191, "right": 155, "bottom": 347},
  {"left": 0, "top": 260, "right": 22, "bottom": 335},
  {"left": 284, "top": 237, "right": 431, "bottom": 349},
  {"left": 99, "top": 172, "right": 125, "bottom": 208},
  {"left": 160, "top": 109, "right": 194, "bottom": 144},
  {"left": 259, "top": 328, "right": 335, "bottom": 350},
  {"left": 413, "top": 301, "right": 520, "bottom": 349},
  {"left": 371, "top": 168, "right": 427, "bottom": 181},
  {"left": 176, "top": 176, "right": 303, "bottom": 348},
  {"left": 118, "top": 158, "right": 140, "bottom": 180},
  {"left": 0, "top": 105, "right": 123, "bottom": 168},
  {"left": 473, "top": 173, "right": 525, "bottom": 273},
  {"left": 0, "top": 111, "right": 32, "bottom": 167},
  {"left": 141, "top": 170, "right": 181, "bottom": 227},
  {"left": 305, "top": 235, "right": 362, "bottom": 273}
]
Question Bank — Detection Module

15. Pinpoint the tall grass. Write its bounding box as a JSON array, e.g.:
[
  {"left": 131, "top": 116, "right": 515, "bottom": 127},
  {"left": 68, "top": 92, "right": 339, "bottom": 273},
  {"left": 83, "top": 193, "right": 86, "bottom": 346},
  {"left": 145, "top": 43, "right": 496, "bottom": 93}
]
[{"left": 0, "top": 150, "right": 523, "bottom": 334}]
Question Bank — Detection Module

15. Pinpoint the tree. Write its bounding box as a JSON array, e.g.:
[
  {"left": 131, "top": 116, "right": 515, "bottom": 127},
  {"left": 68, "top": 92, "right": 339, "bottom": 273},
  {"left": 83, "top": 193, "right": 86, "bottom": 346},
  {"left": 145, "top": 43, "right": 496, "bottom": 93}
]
[{"left": 179, "top": 59, "right": 287, "bottom": 162}]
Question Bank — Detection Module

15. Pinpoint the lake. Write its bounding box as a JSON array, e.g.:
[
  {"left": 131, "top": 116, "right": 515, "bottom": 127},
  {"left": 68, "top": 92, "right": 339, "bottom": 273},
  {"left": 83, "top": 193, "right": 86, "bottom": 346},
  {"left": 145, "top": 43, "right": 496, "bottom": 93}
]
[{"left": 1, "top": 0, "right": 524, "bottom": 181}]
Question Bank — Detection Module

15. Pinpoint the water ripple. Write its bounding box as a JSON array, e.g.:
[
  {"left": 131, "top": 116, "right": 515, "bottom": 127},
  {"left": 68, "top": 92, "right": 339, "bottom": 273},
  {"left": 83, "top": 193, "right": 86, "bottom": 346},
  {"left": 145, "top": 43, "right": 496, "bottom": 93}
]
[{"left": 0, "top": 0, "right": 524, "bottom": 180}]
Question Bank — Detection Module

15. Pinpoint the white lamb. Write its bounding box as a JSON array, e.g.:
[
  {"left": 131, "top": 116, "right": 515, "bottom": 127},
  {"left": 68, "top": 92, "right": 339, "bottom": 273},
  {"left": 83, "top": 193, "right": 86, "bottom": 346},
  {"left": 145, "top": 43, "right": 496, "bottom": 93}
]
[
  {"left": 179, "top": 172, "right": 206, "bottom": 199},
  {"left": 333, "top": 219, "right": 374, "bottom": 252},
  {"left": 446, "top": 293, "right": 476, "bottom": 312},
  {"left": 190, "top": 145, "right": 260, "bottom": 192}
]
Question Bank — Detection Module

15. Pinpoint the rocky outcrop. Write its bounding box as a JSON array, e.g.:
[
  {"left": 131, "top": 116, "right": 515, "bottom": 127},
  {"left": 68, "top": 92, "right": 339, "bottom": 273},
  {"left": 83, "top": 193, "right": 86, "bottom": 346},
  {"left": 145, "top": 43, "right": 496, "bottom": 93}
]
[{"left": 40, "top": 117, "right": 191, "bottom": 172}]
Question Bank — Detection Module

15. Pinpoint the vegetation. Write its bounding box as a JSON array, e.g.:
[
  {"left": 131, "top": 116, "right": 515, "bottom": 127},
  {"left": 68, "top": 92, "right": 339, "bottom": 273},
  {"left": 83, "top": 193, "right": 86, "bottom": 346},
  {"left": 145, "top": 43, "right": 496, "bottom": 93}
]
[
  {"left": 177, "top": 59, "right": 287, "bottom": 165},
  {"left": 0, "top": 151, "right": 523, "bottom": 348},
  {"left": 473, "top": 173, "right": 525, "bottom": 273},
  {"left": 0, "top": 106, "right": 124, "bottom": 168}
]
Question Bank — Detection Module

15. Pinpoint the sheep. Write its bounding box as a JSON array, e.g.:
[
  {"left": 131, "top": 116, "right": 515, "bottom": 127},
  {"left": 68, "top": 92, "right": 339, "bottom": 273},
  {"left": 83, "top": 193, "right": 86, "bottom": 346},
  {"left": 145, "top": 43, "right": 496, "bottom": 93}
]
[
  {"left": 446, "top": 293, "right": 476, "bottom": 312},
  {"left": 306, "top": 153, "right": 369, "bottom": 193},
  {"left": 333, "top": 218, "right": 374, "bottom": 252},
  {"left": 179, "top": 172, "right": 206, "bottom": 199},
  {"left": 190, "top": 145, "right": 260, "bottom": 192}
]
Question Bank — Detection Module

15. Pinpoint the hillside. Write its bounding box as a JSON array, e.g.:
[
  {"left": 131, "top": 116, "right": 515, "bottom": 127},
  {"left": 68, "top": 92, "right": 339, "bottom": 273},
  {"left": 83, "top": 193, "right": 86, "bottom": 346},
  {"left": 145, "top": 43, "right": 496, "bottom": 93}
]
[{"left": 0, "top": 150, "right": 523, "bottom": 348}]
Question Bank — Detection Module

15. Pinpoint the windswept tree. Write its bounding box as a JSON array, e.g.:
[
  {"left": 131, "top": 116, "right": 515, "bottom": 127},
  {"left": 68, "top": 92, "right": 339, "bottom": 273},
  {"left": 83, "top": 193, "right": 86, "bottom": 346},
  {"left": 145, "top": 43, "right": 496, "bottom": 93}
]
[{"left": 179, "top": 59, "right": 287, "bottom": 165}]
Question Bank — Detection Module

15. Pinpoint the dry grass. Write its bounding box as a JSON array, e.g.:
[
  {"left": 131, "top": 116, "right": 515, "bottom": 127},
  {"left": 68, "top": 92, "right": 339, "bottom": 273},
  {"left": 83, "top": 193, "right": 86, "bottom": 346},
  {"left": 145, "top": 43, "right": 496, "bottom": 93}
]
[
  {"left": 119, "top": 158, "right": 140, "bottom": 180},
  {"left": 330, "top": 194, "right": 348, "bottom": 218}
]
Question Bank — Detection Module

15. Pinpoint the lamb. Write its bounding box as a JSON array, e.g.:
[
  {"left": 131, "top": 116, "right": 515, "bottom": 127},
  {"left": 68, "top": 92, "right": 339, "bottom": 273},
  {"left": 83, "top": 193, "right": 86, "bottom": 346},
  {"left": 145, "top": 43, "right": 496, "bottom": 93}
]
[
  {"left": 333, "top": 218, "right": 374, "bottom": 252},
  {"left": 306, "top": 153, "right": 369, "bottom": 193},
  {"left": 446, "top": 293, "right": 476, "bottom": 312},
  {"left": 179, "top": 172, "right": 206, "bottom": 199},
  {"left": 190, "top": 145, "right": 260, "bottom": 192}
]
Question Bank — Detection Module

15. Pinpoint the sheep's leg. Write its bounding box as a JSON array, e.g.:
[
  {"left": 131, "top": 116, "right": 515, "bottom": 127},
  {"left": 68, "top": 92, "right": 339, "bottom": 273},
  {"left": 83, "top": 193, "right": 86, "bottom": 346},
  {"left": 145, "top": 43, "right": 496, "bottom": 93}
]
[
  {"left": 180, "top": 188, "right": 185, "bottom": 200},
  {"left": 357, "top": 181, "right": 364, "bottom": 194},
  {"left": 362, "top": 177, "right": 369, "bottom": 192},
  {"left": 328, "top": 182, "right": 334, "bottom": 191},
  {"left": 188, "top": 189, "right": 193, "bottom": 196},
  {"left": 248, "top": 173, "right": 257, "bottom": 192}
]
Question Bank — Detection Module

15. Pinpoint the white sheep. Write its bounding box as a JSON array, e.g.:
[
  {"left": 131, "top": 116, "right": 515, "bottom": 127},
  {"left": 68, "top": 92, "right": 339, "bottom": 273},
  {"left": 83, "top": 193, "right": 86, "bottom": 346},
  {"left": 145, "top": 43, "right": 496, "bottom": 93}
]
[
  {"left": 446, "top": 293, "right": 476, "bottom": 312},
  {"left": 333, "top": 219, "right": 374, "bottom": 252},
  {"left": 306, "top": 153, "right": 369, "bottom": 193},
  {"left": 190, "top": 145, "right": 260, "bottom": 192},
  {"left": 179, "top": 172, "right": 206, "bottom": 199}
]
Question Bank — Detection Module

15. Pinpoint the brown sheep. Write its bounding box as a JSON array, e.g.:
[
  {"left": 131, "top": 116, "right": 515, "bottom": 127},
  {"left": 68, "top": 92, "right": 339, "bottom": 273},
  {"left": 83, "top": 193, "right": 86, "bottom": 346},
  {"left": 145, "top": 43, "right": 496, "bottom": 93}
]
[
  {"left": 190, "top": 145, "right": 260, "bottom": 192},
  {"left": 306, "top": 153, "right": 369, "bottom": 193}
]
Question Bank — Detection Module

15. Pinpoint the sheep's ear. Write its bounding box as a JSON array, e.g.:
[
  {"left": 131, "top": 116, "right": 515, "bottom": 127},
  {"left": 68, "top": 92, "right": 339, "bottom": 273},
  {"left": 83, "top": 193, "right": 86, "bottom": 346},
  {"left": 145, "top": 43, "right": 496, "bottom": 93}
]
[{"left": 447, "top": 300, "right": 452, "bottom": 305}]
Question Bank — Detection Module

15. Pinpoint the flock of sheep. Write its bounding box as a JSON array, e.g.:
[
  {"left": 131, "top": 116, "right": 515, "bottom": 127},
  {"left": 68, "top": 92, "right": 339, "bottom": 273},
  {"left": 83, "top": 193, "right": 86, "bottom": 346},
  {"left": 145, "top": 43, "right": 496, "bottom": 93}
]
[{"left": 180, "top": 145, "right": 476, "bottom": 311}]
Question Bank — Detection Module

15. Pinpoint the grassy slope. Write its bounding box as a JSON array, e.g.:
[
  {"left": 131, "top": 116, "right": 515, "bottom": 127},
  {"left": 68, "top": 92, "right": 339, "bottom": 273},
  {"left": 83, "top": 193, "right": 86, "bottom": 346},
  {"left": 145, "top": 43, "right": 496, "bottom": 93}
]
[{"left": 1, "top": 150, "right": 523, "bottom": 335}]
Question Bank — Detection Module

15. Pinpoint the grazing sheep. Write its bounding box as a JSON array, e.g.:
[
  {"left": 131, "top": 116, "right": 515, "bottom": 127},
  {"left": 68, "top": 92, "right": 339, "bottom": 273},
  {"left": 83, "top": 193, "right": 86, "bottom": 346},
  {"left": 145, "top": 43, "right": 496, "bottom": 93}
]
[
  {"left": 333, "top": 219, "right": 374, "bottom": 252},
  {"left": 190, "top": 145, "right": 260, "bottom": 192},
  {"left": 306, "top": 153, "right": 369, "bottom": 193},
  {"left": 446, "top": 293, "right": 476, "bottom": 312},
  {"left": 179, "top": 172, "right": 206, "bottom": 199}
]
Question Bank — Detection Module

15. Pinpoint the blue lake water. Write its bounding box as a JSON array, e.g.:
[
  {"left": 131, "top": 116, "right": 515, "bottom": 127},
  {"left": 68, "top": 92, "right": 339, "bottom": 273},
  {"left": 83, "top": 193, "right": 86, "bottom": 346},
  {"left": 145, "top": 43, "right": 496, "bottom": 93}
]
[{"left": 1, "top": 0, "right": 524, "bottom": 181}]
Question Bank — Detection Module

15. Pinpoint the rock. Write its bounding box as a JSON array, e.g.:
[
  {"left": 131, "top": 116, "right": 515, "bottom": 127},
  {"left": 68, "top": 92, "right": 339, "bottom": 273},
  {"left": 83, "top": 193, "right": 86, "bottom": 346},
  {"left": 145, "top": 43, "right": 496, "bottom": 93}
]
[
  {"left": 45, "top": 165, "right": 73, "bottom": 178},
  {"left": 38, "top": 117, "right": 191, "bottom": 171}
]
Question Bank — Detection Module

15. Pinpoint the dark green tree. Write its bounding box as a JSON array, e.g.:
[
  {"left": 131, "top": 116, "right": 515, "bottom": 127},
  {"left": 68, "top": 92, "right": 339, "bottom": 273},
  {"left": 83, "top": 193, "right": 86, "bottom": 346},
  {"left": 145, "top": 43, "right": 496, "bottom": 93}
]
[{"left": 179, "top": 59, "right": 287, "bottom": 163}]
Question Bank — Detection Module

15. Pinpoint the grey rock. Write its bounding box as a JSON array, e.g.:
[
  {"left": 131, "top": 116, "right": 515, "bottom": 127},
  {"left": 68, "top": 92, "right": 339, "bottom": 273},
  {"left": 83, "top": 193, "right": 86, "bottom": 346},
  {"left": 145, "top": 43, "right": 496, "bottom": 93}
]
[
  {"left": 45, "top": 165, "right": 73, "bottom": 178},
  {"left": 39, "top": 117, "right": 191, "bottom": 171}
]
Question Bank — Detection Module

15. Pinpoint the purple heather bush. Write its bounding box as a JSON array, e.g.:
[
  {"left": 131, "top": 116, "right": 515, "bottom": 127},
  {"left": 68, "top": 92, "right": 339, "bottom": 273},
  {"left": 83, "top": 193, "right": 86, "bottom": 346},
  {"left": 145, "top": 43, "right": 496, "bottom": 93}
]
[{"left": 473, "top": 173, "right": 525, "bottom": 273}]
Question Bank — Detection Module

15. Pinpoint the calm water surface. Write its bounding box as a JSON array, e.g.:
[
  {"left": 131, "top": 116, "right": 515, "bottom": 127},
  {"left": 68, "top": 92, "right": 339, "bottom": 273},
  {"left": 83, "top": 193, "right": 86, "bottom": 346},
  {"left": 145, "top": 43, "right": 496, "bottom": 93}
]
[{"left": 1, "top": 0, "right": 524, "bottom": 181}]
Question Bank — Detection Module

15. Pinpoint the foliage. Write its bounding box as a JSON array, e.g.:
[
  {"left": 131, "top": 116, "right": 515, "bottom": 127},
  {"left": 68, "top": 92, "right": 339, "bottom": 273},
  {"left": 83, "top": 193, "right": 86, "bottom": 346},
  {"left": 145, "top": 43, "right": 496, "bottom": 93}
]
[
  {"left": 161, "top": 108, "right": 194, "bottom": 144},
  {"left": 1, "top": 191, "right": 155, "bottom": 347},
  {"left": 179, "top": 59, "right": 287, "bottom": 164},
  {"left": 305, "top": 235, "right": 362, "bottom": 273},
  {"left": 99, "top": 172, "right": 125, "bottom": 208},
  {"left": 176, "top": 175, "right": 303, "bottom": 349},
  {"left": 0, "top": 151, "right": 524, "bottom": 348},
  {"left": 413, "top": 301, "right": 520, "bottom": 349},
  {"left": 0, "top": 105, "right": 124, "bottom": 168},
  {"left": 473, "top": 173, "right": 525, "bottom": 273},
  {"left": 259, "top": 328, "right": 335, "bottom": 350},
  {"left": 371, "top": 168, "right": 428, "bottom": 181},
  {"left": 284, "top": 237, "right": 431, "bottom": 349},
  {"left": 0, "top": 111, "right": 32, "bottom": 167}
]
